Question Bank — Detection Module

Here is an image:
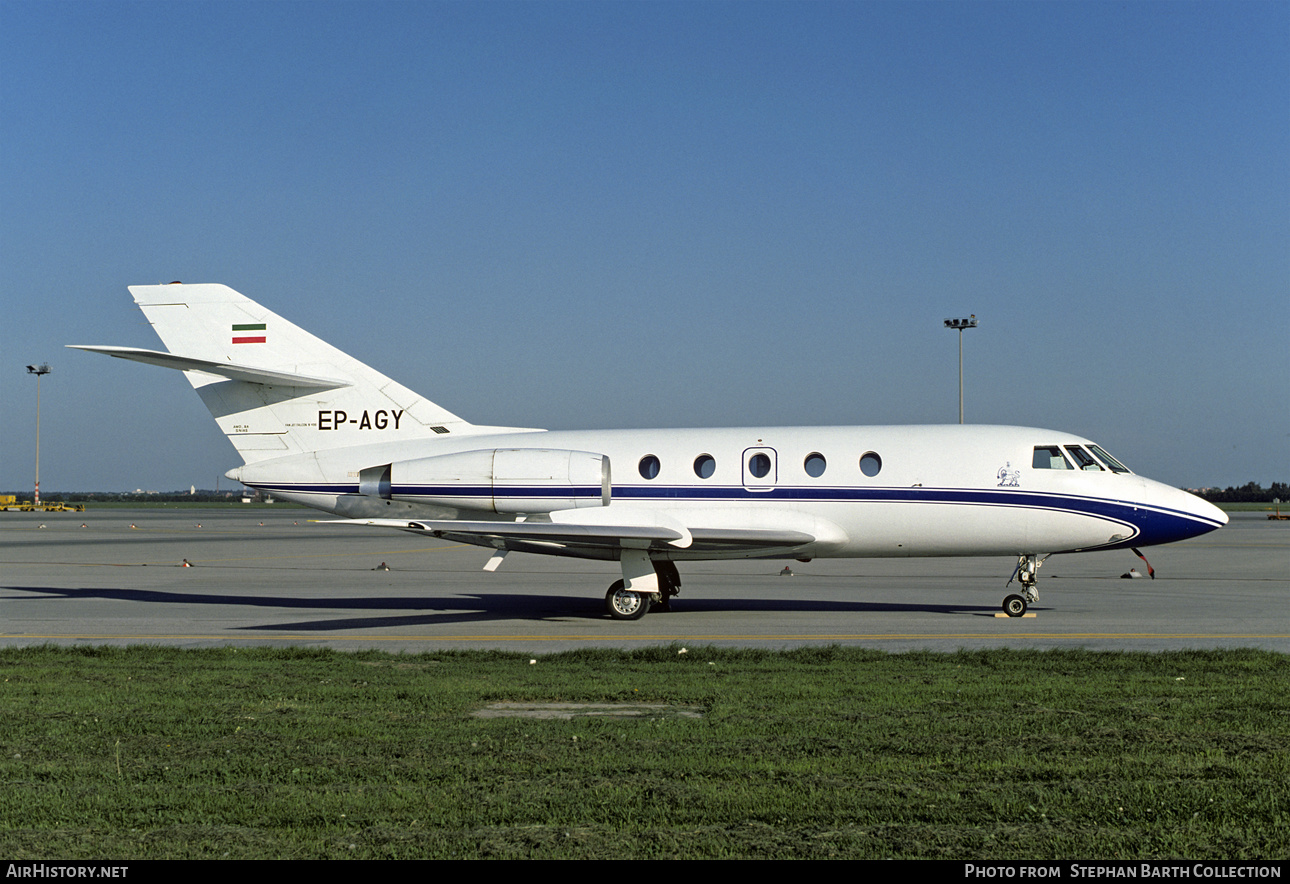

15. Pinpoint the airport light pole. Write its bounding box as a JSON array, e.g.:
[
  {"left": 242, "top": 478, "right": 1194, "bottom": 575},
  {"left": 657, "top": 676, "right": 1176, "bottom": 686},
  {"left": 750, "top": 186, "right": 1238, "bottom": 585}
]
[
  {"left": 26, "top": 363, "right": 51, "bottom": 506},
  {"left": 943, "top": 316, "right": 977, "bottom": 424}
]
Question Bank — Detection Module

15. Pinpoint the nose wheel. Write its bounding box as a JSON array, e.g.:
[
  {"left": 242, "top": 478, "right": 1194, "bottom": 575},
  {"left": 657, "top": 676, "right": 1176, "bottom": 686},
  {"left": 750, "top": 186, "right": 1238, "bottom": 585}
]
[
  {"left": 1002, "top": 593, "right": 1029, "bottom": 617},
  {"left": 1002, "top": 553, "right": 1045, "bottom": 617}
]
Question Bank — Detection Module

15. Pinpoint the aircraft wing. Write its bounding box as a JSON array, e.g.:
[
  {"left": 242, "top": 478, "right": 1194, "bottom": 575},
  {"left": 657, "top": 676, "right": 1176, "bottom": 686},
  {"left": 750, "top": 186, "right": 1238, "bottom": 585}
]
[
  {"left": 66, "top": 345, "right": 351, "bottom": 389},
  {"left": 324, "top": 517, "right": 817, "bottom": 557}
]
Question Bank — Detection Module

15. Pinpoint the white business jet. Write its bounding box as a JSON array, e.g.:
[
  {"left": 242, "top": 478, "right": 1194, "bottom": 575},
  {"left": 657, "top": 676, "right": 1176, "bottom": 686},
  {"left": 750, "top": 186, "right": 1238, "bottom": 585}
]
[{"left": 71, "top": 283, "right": 1227, "bottom": 620}]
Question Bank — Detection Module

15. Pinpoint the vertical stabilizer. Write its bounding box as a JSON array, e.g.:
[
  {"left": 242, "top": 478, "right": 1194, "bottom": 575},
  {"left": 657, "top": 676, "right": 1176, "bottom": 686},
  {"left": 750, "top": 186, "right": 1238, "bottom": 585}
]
[{"left": 121, "top": 283, "right": 473, "bottom": 462}]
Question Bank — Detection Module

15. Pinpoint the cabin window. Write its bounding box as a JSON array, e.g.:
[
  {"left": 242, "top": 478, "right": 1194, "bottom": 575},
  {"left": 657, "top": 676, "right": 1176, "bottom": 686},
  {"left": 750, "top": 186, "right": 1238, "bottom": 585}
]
[
  {"left": 1065, "top": 445, "right": 1103, "bottom": 471},
  {"left": 1032, "top": 446, "right": 1072, "bottom": 469},
  {"left": 859, "top": 452, "right": 882, "bottom": 477},
  {"left": 1087, "top": 444, "right": 1131, "bottom": 473},
  {"left": 638, "top": 455, "right": 661, "bottom": 480},
  {"left": 693, "top": 454, "right": 716, "bottom": 479},
  {"left": 804, "top": 453, "right": 827, "bottom": 477},
  {"left": 748, "top": 452, "right": 772, "bottom": 479}
]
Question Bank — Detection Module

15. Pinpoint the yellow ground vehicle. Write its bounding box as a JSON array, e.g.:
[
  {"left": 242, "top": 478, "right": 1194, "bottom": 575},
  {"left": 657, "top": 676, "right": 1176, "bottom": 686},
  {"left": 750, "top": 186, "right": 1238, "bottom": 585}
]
[{"left": 0, "top": 495, "right": 85, "bottom": 512}]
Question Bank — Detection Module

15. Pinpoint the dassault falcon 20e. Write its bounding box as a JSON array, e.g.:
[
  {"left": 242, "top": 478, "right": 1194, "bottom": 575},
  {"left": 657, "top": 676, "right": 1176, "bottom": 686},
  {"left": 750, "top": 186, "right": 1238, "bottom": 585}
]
[{"left": 71, "top": 283, "right": 1227, "bottom": 620}]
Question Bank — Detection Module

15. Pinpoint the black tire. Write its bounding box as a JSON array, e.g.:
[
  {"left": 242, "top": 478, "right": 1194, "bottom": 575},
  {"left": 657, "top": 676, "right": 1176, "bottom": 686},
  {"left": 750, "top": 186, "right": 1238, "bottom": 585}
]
[
  {"left": 606, "top": 580, "right": 652, "bottom": 620},
  {"left": 1003, "top": 594, "right": 1028, "bottom": 617}
]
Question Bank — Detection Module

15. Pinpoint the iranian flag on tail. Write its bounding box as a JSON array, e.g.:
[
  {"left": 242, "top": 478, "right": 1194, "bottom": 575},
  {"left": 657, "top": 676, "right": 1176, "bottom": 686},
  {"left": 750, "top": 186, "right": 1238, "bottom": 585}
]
[{"left": 232, "top": 323, "right": 266, "bottom": 344}]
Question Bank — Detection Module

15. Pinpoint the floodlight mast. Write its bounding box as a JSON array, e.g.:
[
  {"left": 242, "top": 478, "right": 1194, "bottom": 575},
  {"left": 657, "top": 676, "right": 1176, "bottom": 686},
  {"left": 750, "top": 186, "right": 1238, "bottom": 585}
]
[
  {"left": 942, "top": 317, "right": 977, "bottom": 424},
  {"left": 26, "top": 364, "right": 51, "bottom": 506}
]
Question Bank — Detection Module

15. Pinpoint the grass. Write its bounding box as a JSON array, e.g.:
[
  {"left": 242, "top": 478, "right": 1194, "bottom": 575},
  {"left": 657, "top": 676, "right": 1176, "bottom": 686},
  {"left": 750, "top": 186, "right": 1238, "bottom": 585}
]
[
  {"left": 1217, "top": 502, "right": 1290, "bottom": 512},
  {"left": 1, "top": 646, "right": 1286, "bottom": 859}
]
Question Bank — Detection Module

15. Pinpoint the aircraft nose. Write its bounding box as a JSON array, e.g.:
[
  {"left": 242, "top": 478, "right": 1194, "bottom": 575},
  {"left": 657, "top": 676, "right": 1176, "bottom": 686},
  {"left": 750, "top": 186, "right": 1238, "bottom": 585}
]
[
  {"left": 1193, "top": 494, "right": 1229, "bottom": 528},
  {"left": 1171, "top": 482, "right": 1228, "bottom": 528},
  {"left": 1140, "top": 479, "right": 1227, "bottom": 544}
]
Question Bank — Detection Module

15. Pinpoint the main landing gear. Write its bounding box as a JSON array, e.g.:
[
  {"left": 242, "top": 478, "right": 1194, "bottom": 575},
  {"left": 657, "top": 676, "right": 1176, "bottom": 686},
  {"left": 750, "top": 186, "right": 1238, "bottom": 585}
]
[
  {"left": 605, "top": 556, "right": 681, "bottom": 621},
  {"left": 1002, "top": 553, "right": 1046, "bottom": 617}
]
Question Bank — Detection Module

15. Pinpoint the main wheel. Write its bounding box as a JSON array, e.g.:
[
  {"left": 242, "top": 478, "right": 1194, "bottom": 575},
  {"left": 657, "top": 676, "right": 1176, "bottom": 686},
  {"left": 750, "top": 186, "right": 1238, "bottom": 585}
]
[
  {"left": 1002, "top": 594, "right": 1028, "bottom": 617},
  {"left": 606, "top": 580, "right": 652, "bottom": 620}
]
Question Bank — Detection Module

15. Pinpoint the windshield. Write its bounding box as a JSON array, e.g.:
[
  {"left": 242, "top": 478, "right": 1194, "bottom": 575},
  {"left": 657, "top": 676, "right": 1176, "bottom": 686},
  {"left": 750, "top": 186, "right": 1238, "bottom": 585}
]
[{"left": 1087, "top": 444, "right": 1131, "bottom": 473}]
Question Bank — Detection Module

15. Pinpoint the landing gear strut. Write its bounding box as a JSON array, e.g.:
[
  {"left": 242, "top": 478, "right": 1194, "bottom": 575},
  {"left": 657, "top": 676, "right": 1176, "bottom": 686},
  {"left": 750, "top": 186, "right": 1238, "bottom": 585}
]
[
  {"left": 604, "top": 554, "right": 681, "bottom": 620},
  {"left": 1002, "top": 553, "right": 1045, "bottom": 617},
  {"left": 653, "top": 559, "right": 681, "bottom": 612}
]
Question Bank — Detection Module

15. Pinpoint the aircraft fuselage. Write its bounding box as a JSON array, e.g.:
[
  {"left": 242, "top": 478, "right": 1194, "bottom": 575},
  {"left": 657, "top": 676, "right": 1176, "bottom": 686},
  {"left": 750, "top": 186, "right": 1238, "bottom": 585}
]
[{"left": 231, "top": 423, "right": 1224, "bottom": 562}]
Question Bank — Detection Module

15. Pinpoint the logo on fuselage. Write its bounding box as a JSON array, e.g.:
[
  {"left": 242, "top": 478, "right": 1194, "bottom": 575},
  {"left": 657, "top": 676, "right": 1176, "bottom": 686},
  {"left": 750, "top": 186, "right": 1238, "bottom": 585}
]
[{"left": 997, "top": 462, "right": 1020, "bottom": 487}]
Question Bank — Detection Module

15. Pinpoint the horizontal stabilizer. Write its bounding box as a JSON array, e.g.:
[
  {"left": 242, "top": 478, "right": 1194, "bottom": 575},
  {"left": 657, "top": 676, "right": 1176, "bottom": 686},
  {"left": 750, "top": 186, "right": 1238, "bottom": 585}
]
[{"left": 66, "top": 346, "right": 351, "bottom": 390}]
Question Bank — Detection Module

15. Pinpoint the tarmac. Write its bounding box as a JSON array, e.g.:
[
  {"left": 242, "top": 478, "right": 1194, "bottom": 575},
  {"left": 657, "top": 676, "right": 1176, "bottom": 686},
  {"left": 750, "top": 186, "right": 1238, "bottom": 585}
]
[{"left": 1, "top": 506, "right": 1286, "bottom": 652}]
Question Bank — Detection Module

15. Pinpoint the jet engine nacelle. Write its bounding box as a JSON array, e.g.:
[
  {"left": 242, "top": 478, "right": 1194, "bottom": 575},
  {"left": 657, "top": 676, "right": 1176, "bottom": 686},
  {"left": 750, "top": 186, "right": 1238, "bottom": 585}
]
[{"left": 360, "top": 448, "right": 610, "bottom": 514}]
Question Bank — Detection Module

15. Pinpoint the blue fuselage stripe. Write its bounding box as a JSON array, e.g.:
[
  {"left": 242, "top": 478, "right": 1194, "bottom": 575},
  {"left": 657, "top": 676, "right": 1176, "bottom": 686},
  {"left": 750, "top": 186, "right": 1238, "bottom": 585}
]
[{"left": 244, "top": 480, "right": 1221, "bottom": 545}]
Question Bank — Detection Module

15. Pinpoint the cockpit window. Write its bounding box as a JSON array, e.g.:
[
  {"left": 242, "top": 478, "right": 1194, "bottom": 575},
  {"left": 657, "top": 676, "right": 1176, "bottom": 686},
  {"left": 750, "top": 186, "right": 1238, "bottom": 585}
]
[
  {"left": 1087, "top": 444, "right": 1131, "bottom": 474},
  {"left": 1064, "top": 445, "right": 1104, "bottom": 471},
  {"left": 1032, "top": 446, "right": 1072, "bottom": 470}
]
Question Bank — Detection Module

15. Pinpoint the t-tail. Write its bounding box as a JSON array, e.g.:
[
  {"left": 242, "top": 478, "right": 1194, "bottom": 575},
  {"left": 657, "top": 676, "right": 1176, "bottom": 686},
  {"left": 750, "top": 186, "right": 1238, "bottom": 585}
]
[{"left": 70, "top": 282, "right": 519, "bottom": 462}]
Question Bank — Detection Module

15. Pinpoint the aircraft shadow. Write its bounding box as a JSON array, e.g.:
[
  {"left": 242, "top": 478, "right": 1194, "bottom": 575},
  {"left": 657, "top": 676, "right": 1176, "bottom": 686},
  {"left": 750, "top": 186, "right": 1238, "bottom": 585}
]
[{"left": 2, "top": 584, "right": 1012, "bottom": 631}]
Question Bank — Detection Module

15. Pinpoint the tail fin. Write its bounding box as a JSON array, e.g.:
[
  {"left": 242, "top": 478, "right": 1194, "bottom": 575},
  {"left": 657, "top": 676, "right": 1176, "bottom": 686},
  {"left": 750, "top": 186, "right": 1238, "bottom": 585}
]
[{"left": 71, "top": 283, "right": 480, "bottom": 462}]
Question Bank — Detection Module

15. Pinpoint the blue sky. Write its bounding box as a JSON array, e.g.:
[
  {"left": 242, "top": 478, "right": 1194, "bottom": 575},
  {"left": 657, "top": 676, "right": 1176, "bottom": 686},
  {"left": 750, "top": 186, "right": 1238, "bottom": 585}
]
[{"left": 2, "top": 0, "right": 1286, "bottom": 492}]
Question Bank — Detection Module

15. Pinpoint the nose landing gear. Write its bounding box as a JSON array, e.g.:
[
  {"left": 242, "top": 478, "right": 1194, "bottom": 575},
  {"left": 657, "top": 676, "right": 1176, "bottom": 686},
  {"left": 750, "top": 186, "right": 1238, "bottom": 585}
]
[{"left": 1002, "top": 553, "right": 1046, "bottom": 617}]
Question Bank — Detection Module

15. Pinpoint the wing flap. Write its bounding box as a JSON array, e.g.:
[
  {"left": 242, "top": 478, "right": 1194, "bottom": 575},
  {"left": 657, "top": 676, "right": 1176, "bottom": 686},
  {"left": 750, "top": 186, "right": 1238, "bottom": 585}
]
[{"left": 688, "top": 527, "right": 817, "bottom": 548}]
